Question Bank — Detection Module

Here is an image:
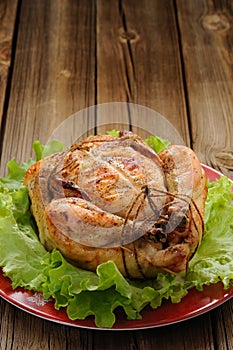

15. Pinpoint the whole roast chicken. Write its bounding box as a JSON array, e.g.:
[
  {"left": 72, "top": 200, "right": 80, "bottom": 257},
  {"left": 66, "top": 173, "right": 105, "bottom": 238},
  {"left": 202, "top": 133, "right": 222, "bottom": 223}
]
[{"left": 24, "top": 131, "right": 207, "bottom": 278}]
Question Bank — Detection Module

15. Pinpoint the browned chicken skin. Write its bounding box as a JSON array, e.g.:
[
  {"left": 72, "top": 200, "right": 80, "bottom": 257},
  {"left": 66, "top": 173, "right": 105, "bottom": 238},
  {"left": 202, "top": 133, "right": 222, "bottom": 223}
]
[{"left": 24, "top": 131, "right": 207, "bottom": 278}]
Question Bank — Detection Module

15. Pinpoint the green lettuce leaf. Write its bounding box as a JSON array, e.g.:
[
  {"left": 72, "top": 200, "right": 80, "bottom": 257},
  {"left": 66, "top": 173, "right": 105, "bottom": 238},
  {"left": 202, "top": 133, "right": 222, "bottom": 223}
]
[
  {"left": 38, "top": 249, "right": 187, "bottom": 327},
  {"left": 0, "top": 159, "right": 35, "bottom": 191},
  {"left": 106, "top": 129, "right": 120, "bottom": 137},
  {"left": 106, "top": 130, "right": 170, "bottom": 154},
  {"left": 0, "top": 140, "right": 64, "bottom": 190},
  {"left": 145, "top": 135, "right": 170, "bottom": 153},
  {"left": 186, "top": 176, "right": 233, "bottom": 290},
  {"left": 0, "top": 188, "right": 47, "bottom": 290},
  {"left": 33, "top": 140, "right": 64, "bottom": 161}
]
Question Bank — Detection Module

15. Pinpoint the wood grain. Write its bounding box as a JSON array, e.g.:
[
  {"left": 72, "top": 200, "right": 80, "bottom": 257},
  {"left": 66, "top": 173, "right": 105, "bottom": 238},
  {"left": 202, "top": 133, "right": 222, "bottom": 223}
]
[
  {"left": 176, "top": 0, "right": 233, "bottom": 179},
  {"left": 97, "top": 0, "right": 190, "bottom": 143},
  {"left": 0, "top": 0, "right": 96, "bottom": 174},
  {"left": 176, "top": 2, "right": 233, "bottom": 347},
  {"left": 2, "top": 298, "right": 232, "bottom": 350},
  {"left": 0, "top": 0, "right": 18, "bottom": 128}
]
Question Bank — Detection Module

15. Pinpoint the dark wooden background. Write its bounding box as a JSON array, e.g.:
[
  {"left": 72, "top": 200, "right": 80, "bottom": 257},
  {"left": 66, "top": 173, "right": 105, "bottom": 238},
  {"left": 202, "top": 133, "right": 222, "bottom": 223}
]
[{"left": 0, "top": 1, "right": 232, "bottom": 349}]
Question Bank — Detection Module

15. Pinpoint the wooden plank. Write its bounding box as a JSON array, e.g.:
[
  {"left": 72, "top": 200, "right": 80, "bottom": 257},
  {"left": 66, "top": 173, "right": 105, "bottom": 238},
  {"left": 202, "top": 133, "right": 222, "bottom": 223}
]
[
  {"left": 210, "top": 300, "right": 233, "bottom": 350},
  {"left": 0, "top": 0, "right": 96, "bottom": 175},
  {"left": 176, "top": 1, "right": 233, "bottom": 347},
  {"left": 176, "top": 0, "right": 233, "bottom": 179},
  {"left": 0, "top": 0, "right": 18, "bottom": 127},
  {"left": 96, "top": 0, "right": 190, "bottom": 144},
  {"left": 0, "top": 1, "right": 96, "bottom": 347},
  {"left": 1, "top": 295, "right": 232, "bottom": 350},
  {"left": 92, "top": 313, "right": 216, "bottom": 350}
]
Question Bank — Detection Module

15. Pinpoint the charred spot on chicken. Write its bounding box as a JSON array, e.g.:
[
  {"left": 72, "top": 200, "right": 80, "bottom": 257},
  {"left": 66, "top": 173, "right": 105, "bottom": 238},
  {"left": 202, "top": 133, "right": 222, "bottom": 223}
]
[{"left": 24, "top": 131, "right": 207, "bottom": 279}]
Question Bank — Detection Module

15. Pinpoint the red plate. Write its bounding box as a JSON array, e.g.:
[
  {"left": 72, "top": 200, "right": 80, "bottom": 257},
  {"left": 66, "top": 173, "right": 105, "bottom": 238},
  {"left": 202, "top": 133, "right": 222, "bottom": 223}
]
[{"left": 0, "top": 165, "right": 233, "bottom": 330}]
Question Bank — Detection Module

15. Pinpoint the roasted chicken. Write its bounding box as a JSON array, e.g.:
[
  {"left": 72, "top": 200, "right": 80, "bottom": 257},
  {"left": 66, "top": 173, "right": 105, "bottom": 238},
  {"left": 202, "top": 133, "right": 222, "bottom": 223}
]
[{"left": 24, "top": 131, "right": 207, "bottom": 278}]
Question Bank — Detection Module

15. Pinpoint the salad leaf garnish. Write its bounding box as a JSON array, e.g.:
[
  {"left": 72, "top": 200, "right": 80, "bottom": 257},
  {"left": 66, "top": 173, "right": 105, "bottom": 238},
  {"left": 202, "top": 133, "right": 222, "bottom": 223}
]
[
  {"left": 0, "top": 159, "right": 35, "bottom": 191},
  {"left": 106, "top": 130, "right": 170, "bottom": 153},
  {"left": 145, "top": 135, "right": 170, "bottom": 153},
  {"left": 106, "top": 129, "right": 120, "bottom": 137},
  {"left": 33, "top": 140, "right": 64, "bottom": 161},
  {"left": 186, "top": 176, "right": 233, "bottom": 290}
]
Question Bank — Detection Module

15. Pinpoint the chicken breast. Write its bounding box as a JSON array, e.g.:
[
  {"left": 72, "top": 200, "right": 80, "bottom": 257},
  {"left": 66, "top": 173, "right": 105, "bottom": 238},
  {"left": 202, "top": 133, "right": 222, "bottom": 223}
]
[{"left": 24, "top": 131, "right": 207, "bottom": 278}]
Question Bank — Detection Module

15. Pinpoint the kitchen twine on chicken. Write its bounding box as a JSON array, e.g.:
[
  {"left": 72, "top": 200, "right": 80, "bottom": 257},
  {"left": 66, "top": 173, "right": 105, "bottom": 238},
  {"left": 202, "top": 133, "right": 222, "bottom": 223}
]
[{"left": 37, "top": 102, "right": 194, "bottom": 248}]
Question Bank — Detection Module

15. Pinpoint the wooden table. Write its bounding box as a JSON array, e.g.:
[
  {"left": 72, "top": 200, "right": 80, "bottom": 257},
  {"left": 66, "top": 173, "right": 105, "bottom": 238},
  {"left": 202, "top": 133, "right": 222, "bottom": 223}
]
[{"left": 0, "top": 1, "right": 232, "bottom": 349}]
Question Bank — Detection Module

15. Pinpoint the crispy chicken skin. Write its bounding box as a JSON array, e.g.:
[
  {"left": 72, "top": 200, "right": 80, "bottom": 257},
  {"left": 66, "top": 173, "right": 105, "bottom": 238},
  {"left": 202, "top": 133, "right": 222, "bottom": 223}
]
[{"left": 24, "top": 131, "right": 207, "bottom": 278}]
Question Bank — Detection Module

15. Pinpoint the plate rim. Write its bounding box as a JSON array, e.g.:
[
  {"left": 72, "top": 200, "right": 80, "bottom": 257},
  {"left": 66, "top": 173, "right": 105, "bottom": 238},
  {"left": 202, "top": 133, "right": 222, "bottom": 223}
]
[{"left": 1, "top": 275, "right": 232, "bottom": 331}]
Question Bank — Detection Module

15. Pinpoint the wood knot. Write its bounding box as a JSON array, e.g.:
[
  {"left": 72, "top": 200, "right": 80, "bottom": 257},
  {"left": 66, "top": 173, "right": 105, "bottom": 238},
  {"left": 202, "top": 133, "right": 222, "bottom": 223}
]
[
  {"left": 0, "top": 41, "right": 11, "bottom": 65},
  {"left": 119, "top": 29, "right": 139, "bottom": 43},
  {"left": 201, "top": 14, "right": 230, "bottom": 32},
  {"left": 57, "top": 69, "right": 72, "bottom": 78},
  {"left": 214, "top": 149, "right": 233, "bottom": 179}
]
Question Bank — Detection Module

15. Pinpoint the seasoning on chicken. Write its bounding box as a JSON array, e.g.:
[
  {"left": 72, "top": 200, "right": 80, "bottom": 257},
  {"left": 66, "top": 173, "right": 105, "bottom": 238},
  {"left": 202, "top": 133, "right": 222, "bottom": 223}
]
[{"left": 24, "top": 131, "right": 207, "bottom": 278}]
